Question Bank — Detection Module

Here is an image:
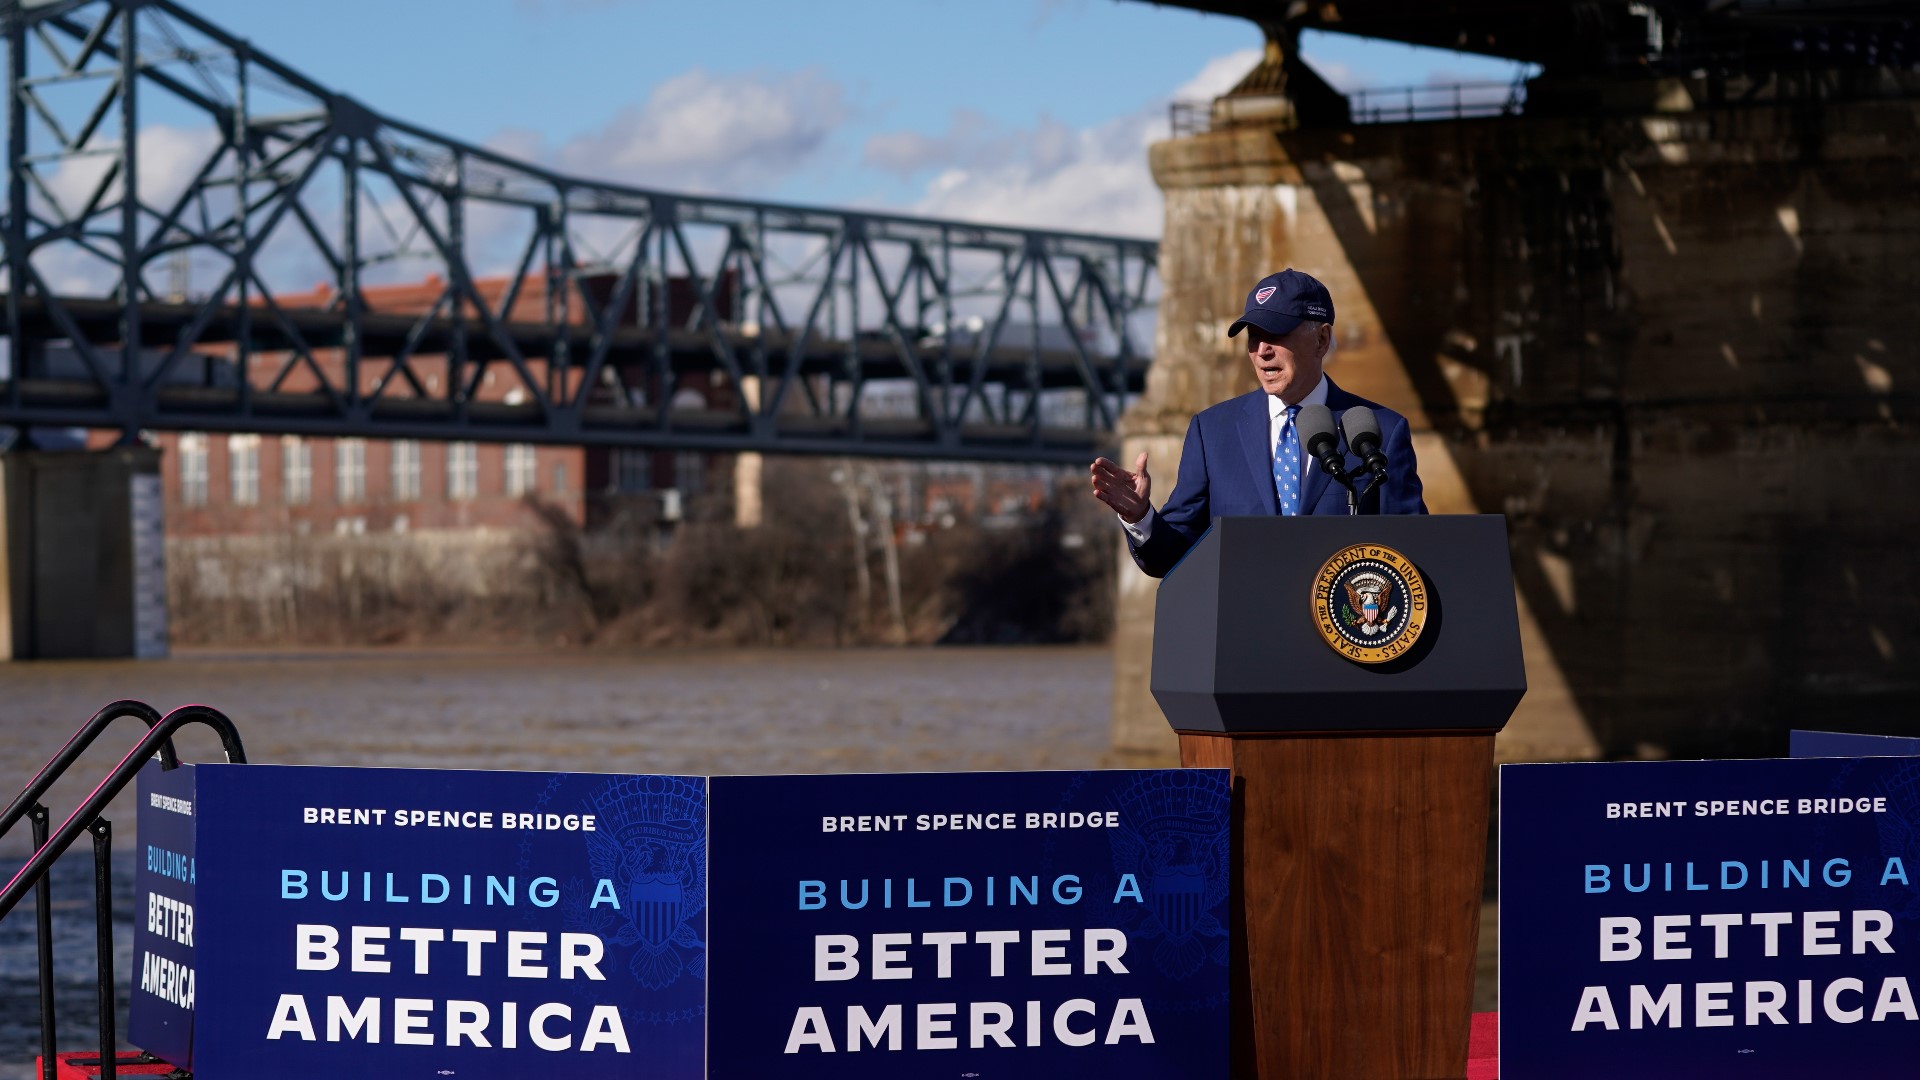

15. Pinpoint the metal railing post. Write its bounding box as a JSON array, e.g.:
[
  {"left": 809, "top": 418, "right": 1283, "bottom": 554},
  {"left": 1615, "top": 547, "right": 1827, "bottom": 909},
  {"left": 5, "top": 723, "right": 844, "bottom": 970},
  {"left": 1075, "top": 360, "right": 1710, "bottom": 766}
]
[
  {"left": 92, "top": 818, "right": 117, "bottom": 1080},
  {"left": 32, "top": 805, "right": 56, "bottom": 1080}
]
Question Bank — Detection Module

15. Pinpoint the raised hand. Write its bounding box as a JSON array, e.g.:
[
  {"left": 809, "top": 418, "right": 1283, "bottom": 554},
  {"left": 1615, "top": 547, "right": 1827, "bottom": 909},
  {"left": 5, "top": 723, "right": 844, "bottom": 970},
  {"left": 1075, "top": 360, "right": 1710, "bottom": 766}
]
[{"left": 1088, "top": 451, "right": 1152, "bottom": 524}]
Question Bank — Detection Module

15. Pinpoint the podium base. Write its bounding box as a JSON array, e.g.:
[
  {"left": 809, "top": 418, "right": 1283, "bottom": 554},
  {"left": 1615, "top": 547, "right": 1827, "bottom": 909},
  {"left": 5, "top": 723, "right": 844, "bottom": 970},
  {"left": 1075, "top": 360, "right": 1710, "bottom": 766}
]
[{"left": 1180, "top": 729, "right": 1493, "bottom": 1080}]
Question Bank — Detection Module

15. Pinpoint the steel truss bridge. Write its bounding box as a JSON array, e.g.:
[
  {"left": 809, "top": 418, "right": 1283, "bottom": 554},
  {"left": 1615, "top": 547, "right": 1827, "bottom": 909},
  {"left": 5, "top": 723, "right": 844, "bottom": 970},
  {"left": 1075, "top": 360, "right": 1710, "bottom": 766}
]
[{"left": 0, "top": 0, "right": 1158, "bottom": 464}]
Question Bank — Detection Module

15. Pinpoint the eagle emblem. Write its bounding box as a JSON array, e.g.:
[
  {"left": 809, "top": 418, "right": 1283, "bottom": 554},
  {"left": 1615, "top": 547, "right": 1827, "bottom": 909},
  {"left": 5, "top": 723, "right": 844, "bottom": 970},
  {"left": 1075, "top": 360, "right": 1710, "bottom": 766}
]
[
  {"left": 576, "top": 776, "right": 708, "bottom": 993},
  {"left": 1107, "top": 771, "right": 1231, "bottom": 984},
  {"left": 1341, "top": 572, "right": 1398, "bottom": 636},
  {"left": 1311, "top": 544, "right": 1428, "bottom": 663}
]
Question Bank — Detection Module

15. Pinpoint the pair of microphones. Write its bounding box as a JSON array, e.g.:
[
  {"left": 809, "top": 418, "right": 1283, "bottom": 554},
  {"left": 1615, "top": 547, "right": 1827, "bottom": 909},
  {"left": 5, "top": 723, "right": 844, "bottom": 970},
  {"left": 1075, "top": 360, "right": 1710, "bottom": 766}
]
[{"left": 1296, "top": 404, "right": 1389, "bottom": 509}]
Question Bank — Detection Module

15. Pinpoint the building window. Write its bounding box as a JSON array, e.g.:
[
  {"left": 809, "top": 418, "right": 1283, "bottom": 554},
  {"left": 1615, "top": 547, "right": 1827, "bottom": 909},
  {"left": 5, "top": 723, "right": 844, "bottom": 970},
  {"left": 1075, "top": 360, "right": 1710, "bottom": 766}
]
[
  {"left": 391, "top": 439, "right": 421, "bottom": 502},
  {"left": 673, "top": 451, "right": 704, "bottom": 496},
  {"left": 228, "top": 434, "right": 260, "bottom": 506},
  {"left": 616, "top": 448, "right": 652, "bottom": 493},
  {"left": 282, "top": 436, "right": 311, "bottom": 505},
  {"left": 447, "top": 441, "right": 478, "bottom": 500},
  {"left": 336, "top": 438, "right": 366, "bottom": 504},
  {"left": 179, "top": 433, "right": 208, "bottom": 506},
  {"left": 505, "top": 443, "right": 537, "bottom": 497}
]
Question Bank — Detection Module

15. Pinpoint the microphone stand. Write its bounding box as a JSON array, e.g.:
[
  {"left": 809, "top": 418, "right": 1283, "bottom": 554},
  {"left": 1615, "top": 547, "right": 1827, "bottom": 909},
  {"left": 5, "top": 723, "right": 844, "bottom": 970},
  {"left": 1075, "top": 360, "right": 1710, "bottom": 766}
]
[
  {"left": 1312, "top": 455, "right": 1360, "bottom": 516},
  {"left": 1316, "top": 458, "right": 1389, "bottom": 516}
]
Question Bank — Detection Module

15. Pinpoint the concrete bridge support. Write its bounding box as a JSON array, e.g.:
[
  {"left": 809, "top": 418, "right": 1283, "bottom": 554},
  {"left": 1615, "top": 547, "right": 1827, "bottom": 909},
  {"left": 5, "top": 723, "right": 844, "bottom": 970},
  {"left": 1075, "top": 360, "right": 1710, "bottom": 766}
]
[
  {"left": 1, "top": 446, "right": 169, "bottom": 659},
  {"left": 1114, "top": 88, "right": 1920, "bottom": 762}
]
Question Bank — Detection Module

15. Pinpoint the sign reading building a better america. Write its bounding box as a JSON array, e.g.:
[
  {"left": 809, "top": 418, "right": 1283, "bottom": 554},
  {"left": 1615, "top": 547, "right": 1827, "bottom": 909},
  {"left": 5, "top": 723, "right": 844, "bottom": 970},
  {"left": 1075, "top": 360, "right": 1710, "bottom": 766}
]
[
  {"left": 706, "top": 769, "right": 1230, "bottom": 1078},
  {"left": 131, "top": 761, "right": 200, "bottom": 1066},
  {"left": 133, "top": 763, "right": 707, "bottom": 1079},
  {"left": 1499, "top": 756, "right": 1920, "bottom": 1078}
]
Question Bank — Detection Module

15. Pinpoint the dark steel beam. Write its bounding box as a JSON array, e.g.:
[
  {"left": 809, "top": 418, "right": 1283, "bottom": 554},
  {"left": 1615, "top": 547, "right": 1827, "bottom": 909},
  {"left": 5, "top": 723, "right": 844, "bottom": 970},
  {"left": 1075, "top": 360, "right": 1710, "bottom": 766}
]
[{"left": 1, "top": 0, "right": 1159, "bottom": 463}]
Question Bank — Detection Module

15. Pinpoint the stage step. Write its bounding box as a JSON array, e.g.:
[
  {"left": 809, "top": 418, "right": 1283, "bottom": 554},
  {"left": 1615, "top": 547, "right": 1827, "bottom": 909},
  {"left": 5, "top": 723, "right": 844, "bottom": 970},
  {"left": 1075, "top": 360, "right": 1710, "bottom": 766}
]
[{"left": 36, "top": 1052, "right": 179, "bottom": 1079}]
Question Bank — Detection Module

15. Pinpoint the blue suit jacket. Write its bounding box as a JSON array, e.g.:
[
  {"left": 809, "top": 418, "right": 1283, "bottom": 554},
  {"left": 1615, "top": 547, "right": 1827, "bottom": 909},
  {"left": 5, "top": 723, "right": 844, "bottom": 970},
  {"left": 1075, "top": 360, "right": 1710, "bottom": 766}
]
[{"left": 1128, "top": 379, "right": 1427, "bottom": 578}]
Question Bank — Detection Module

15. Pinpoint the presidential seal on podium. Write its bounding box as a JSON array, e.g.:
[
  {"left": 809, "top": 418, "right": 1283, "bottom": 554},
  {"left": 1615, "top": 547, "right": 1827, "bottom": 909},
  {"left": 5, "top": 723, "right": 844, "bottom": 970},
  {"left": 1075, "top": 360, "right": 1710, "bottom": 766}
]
[{"left": 1310, "top": 543, "right": 1429, "bottom": 664}]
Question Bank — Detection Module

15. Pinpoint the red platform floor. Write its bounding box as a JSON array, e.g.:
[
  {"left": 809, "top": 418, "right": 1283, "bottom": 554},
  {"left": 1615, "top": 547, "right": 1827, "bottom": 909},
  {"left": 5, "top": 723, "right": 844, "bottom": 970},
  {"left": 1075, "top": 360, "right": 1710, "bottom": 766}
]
[
  {"left": 39, "top": 1053, "right": 174, "bottom": 1079},
  {"left": 1469, "top": 1011, "right": 1499, "bottom": 1079}
]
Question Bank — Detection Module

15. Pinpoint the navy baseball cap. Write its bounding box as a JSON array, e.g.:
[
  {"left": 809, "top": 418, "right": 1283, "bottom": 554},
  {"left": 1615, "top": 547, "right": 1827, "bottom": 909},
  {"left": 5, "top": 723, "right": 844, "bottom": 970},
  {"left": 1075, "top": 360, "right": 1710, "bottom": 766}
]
[{"left": 1227, "top": 269, "right": 1335, "bottom": 338}]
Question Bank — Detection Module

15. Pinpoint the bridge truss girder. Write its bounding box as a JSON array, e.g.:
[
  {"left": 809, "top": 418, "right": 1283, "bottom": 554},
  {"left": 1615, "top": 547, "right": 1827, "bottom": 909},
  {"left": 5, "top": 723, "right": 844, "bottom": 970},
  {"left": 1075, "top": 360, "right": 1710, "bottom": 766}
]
[{"left": 1, "top": 0, "right": 1158, "bottom": 464}]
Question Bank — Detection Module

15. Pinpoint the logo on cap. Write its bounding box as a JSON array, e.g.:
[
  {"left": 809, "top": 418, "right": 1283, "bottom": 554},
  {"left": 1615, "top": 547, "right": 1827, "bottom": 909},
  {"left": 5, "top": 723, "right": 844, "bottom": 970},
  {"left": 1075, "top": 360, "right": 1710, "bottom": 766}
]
[{"left": 1254, "top": 286, "right": 1278, "bottom": 304}]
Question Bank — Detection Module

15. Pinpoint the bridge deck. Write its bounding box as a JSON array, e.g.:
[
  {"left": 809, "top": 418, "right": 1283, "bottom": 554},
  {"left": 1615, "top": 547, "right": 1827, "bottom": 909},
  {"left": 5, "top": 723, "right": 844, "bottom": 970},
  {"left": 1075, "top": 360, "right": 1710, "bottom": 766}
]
[{"left": 1, "top": 296, "right": 1144, "bottom": 462}]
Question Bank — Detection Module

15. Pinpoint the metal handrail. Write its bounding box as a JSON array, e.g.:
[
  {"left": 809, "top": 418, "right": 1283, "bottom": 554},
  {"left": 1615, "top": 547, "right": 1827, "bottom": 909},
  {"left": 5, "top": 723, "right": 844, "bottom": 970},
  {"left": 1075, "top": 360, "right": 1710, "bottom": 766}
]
[
  {"left": 1167, "top": 77, "right": 1530, "bottom": 137},
  {"left": 0, "top": 703, "right": 245, "bottom": 922},
  {"left": 1347, "top": 79, "right": 1529, "bottom": 124},
  {"left": 0, "top": 702, "right": 234, "bottom": 1080},
  {"left": 0, "top": 699, "right": 176, "bottom": 842}
]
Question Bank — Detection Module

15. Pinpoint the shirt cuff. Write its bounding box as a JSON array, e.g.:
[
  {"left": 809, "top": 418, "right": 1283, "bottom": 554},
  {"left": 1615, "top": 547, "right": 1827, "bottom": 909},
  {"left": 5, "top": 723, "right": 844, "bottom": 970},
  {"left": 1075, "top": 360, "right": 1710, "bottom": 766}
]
[{"left": 1120, "top": 506, "right": 1156, "bottom": 544}]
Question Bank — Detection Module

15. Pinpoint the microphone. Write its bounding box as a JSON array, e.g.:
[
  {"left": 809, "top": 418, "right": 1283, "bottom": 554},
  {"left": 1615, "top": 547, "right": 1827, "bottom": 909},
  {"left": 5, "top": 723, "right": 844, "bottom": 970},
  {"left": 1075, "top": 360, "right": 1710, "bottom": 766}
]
[
  {"left": 1340, "top": 406, "right": 1389, "bottom": 481},
  {"left": 1296, "top": 404, "right": 1345, "bottom": 480}
]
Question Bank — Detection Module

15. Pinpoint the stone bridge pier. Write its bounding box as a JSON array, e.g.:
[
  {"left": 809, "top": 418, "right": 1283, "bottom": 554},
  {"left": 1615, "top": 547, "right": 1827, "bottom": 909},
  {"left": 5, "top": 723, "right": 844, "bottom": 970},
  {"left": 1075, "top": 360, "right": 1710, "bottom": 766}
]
[{"left": 1112, "top": 83, "right": 1920, "bottom": 763}]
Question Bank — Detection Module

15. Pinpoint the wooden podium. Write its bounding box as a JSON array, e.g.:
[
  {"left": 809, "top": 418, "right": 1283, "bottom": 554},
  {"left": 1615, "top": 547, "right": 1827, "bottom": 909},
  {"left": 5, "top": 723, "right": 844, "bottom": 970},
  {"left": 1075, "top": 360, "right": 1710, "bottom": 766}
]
[{"left": 1152, "top": 516, "right": 1525, "bottom": 1079}]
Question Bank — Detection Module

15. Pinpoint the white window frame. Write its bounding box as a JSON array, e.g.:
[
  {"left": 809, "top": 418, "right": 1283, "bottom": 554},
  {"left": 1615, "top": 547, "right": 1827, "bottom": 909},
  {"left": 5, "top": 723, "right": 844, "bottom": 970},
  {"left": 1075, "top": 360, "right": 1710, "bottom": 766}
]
[
  {"left": 179, "top": 432, "right": 208, "bottom": 506},
  {"left": 336, "top": 438, "right": 367, "bottom": 504},
  {"left": 228, "top": 434, "right": 260, "bottom": 506},
  {"left": 505, "top": 443, "right": 537, "bottom": 497},
  {"left": 447, "top": 441, "right": 478, "bottom": 501},
  {"left": 391, "top": 439, "right": 422, "bottom": 502},
  {"left": 282, "top": 436, "right": 312, "bottom": 505}
]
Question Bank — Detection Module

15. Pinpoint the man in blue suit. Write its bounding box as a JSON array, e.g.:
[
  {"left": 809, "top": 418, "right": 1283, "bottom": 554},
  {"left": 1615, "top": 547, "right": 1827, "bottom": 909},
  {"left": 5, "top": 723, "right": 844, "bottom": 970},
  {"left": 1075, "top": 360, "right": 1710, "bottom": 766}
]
[{"left": 1090, "top": 268, "right": 1427, "bottom": 578}]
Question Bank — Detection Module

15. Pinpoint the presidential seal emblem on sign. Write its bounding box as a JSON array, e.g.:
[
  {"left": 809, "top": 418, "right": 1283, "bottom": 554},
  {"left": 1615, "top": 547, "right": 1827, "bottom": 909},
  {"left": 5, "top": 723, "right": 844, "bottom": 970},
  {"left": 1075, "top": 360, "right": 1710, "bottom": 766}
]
[{"left": 1310, "top": 543, "right": 1429, "bottom": 663}]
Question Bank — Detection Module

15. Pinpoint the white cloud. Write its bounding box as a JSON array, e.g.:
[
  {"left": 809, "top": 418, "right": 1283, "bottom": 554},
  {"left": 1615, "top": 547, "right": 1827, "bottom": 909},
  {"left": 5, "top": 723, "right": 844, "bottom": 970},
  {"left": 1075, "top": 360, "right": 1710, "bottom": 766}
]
[
  {"left": 1172, "top": 46, "right": 1359, "bottom": 96},
  {"left": 500, "top": 67, "right": 851, "bottom": 196},
  {"left": 483, "top": 127, "right": 545, "bottom": 165},
  {"left": 863, "top": 110, "right": 1001, "bottom": 178},
  {"left": 1301, "top": 57, "right": 1360, "bottom": 91},
  {"left": 26, "top": 124, "right": 226, "bottom": 295},
  {"left": 868, "top": 47, "right": 1264, "bottom": 239},
  {"left": 37, "top": 124, "right": 223, "bottom": 226},
  {"left": 1172, "top": 47, "right": 1261, "bottom": 102},
  {"left": 908, "top": 111, "right": 1164, "bottom": 237}
]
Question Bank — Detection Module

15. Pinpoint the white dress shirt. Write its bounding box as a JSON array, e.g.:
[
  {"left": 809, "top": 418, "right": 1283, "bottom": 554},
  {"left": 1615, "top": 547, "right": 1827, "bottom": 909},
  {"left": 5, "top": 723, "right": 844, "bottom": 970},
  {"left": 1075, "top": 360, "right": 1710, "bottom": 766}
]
[{"left": 1121, "top": 374, "right": 1331, "bottom": 543}]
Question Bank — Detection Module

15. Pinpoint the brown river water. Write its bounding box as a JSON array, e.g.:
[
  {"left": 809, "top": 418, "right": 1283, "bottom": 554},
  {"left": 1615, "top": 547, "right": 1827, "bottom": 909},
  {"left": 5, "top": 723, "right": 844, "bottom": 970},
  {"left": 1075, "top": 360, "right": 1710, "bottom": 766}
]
[
  {"left": 0, "top": 645, "right": 1116, "bottom": 1075},
  {"left": 0, "top": 644, "right": 1496, "bottom": 1075}
]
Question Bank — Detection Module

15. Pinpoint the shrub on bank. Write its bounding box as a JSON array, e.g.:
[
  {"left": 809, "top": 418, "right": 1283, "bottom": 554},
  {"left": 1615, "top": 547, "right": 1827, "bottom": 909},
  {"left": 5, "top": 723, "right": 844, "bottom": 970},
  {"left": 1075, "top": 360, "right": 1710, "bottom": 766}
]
[{"left": 168, "top": 459, "right": 1115, "bottom": 649}]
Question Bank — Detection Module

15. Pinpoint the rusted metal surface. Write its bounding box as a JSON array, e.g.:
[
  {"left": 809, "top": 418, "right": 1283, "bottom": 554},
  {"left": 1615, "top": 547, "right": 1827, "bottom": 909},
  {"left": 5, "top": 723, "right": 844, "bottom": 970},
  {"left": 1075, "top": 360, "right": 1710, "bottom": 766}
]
[{"left": 1116, "top": 92, "right": 1920, "bottom": 761}]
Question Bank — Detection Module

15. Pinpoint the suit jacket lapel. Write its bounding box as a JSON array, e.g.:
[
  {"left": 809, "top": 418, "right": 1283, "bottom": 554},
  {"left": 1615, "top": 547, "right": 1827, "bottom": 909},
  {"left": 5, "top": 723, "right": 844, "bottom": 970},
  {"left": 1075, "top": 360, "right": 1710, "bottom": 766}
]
[
  {"left": 1302, "top": 378, "right": 1349, "bottom": 513},
  {"left": 1240, "top": 391, "right": 1279, "bottom": 515}
]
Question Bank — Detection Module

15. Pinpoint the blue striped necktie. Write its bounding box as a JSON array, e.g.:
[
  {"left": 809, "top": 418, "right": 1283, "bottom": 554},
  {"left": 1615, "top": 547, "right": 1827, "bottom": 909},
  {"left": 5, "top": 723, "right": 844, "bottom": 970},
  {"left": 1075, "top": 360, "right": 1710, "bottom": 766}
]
[{"left": 1275, "top": 404, "right": 1301, "bottom": 516}]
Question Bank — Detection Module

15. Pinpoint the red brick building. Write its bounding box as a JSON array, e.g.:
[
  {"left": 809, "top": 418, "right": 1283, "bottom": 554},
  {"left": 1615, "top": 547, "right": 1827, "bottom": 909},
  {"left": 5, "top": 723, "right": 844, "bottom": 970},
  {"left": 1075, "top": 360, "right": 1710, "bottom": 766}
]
[
  {"left": 141, "top": 429, "right": 588, "bottom": 537},
  {"left": 108, "top": 270, "right": 722, "bottom": 537}
]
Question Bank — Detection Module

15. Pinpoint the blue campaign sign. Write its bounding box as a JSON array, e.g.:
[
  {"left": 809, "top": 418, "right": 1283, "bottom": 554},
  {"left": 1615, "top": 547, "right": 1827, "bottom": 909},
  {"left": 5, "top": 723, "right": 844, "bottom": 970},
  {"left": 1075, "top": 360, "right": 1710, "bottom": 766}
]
[
  {"left": 1792, "top": 730, "right": 1920, "bottom": 759},
  {"left": 185, "top": 764, "right": 707, "bottom": 1079},
  {"left": 130, "top": 760, "right": 201, "bottom": 1067},
  {"left": 706, "top": 769, "right": 1231, "bottom": 1079},
  {"left": 1500, "top": 758, "right": 1920, "bottom": 1078}
]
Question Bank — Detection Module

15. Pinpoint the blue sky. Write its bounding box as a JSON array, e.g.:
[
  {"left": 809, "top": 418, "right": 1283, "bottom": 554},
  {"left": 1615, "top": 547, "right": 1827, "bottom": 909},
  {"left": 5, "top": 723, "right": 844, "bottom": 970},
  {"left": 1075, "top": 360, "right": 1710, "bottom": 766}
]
[{"left": 157, "top": 0, "right": 1531, "bottom": 237}]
